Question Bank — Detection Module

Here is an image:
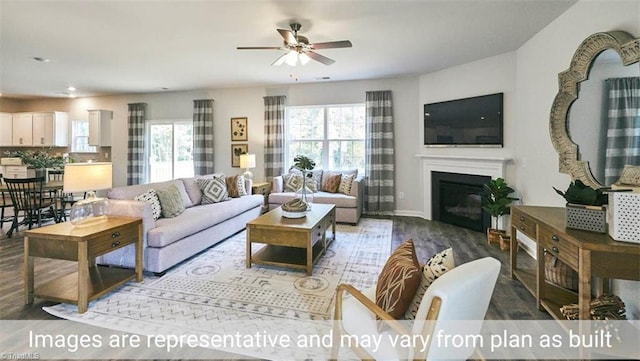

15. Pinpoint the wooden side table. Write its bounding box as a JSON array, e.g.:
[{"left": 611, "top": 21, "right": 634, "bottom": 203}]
[
  {"left": 24, "top": 217, "right": 143, "bottom": 313},
  {"left": 251, "top": 181, "right": 271, "bottom": 214}
]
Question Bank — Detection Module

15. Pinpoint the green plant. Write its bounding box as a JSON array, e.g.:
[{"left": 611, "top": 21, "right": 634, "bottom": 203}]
[
  {"left": 481, "top": 178, "right": 519, "bottom": 228},
  {"left": 4, "top": 149, "right": 64, "bottom": 169},
  {"left": 553, "top": 180, "right": 607, "bottom": 206},
  {"left": 290, "top": 155, "right": 316, "bottom": 175}
]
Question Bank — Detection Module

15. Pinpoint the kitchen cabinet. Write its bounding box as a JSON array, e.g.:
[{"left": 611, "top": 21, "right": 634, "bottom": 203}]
[
  {"left": 88, "top": 110, "right": 112, "bottom": 146},
  {"left": 0, "top": 112, "right": 12, "bottom": 146},
  {"left": 10, "top": 111, "right": 68, "bottom": 146},
  {"left": 12, "top": 113, "right": 33, "bottom": 146}
]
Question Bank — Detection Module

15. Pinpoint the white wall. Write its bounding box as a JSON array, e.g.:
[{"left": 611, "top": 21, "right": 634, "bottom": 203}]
[{"left": 515, "top": 0, "right": 640, "bottom": 319}]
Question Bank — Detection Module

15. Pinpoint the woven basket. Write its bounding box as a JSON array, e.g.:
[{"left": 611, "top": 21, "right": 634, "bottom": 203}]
[{"left": 544, "top": 252, "right": 578, "bottom": 291}]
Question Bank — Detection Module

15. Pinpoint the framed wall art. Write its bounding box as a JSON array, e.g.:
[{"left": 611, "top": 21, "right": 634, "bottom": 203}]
[
  {"left": 231, "top": 117, "right": 248, "bottom": 141},
  {"left": 231, "top": 143, "right": 248, "bottom": 167}
]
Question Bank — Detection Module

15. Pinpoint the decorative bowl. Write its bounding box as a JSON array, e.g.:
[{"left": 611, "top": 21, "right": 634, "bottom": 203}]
[{"left": 282, "top": 210, "right": 307, "bottom": 219}]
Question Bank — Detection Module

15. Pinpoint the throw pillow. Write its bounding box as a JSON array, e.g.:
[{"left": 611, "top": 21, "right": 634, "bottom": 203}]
[
  {"left": 339, "top": 173, "right": 356, "bottom": 195},
  {"left": 404, "top": 248, "right": 456, "bottom": 320},
  {"left": 375, "top": 240, "right": 421, "bottom": 319},
  {"left": 155, "top": 184, "right": 186, "bottom": 218},
  {"left": 197, "top": 175, "right": 229, "bottom": 204},
  {"left": 226, "top": 174, "right": 248, "bottom": 198},
  {"left": 283, "top": 174, "right": 303, "bottom": 192},
  {"left": 134, "top": 189, "right": 162, "bottom": 220},
  {"left": 321, "top": 172, "right": 342, "bottom": 193}
]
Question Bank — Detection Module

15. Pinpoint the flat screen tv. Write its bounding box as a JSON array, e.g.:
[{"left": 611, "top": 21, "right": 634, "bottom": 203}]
[{"left": 424, "top": 92, "right": 503, "bottom": 147}]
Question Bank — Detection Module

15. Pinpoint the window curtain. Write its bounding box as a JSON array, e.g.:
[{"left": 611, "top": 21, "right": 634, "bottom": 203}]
[
  {"left": 364, "top": 90, "right": 395, "bottom": 214},
  {"left": 127, "top": 103, "right": 146, "bottom": 185},
  {"left": 264, "top": 95, "right": 286, "bottom": 179},
  {"left": 192, "top": 99, "right": 215, "bottom": 175},
  {"left": 604, "top": 77, "right": 640, "bottom": 185}
]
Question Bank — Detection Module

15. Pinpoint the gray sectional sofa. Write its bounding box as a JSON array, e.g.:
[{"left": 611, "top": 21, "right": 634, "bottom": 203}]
[
  {"left": 268, "top": 169, "right": 364, "bottom": 224},
  {"left": 96, "top": 175, "right": 263, "bottom": 274}
]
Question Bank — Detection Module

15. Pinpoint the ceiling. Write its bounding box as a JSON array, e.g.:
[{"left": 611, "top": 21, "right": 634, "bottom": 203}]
[{"left": 0, "top": 0, "right": 576, "bottom": 100}]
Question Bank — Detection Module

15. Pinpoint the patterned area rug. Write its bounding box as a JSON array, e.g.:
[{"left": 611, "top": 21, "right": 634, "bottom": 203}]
[{"left": 44, "top": 218, "right": 392, "bottom": 359}]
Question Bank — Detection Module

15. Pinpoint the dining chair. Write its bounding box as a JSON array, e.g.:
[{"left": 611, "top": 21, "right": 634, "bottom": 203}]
[
  {"left": 0, "top": 177, "right": 15, "bottom": 234},
  {"left": 4, "top": 177, "right": 58, "bottom": 237},
  {"left": 331, "top": 257, "right": 501, "bottom": 360}
]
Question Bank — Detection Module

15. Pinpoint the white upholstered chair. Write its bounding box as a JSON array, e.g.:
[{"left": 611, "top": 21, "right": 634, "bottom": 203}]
[{"left": 331, "top": 257, "right": 501, "bottom": 360}]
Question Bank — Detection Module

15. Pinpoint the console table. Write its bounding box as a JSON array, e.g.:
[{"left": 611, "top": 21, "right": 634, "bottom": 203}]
[
  {"left": 24, "top": 217, "right": 143, "bottom": 313},
  {"left": 510, "top": 206, "right": 640, "bottom": 320}
]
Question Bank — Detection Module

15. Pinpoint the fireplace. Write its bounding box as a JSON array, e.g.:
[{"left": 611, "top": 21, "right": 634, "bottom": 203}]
[{"left": 431, "top": 171, "right": 491, "bottom": 233}]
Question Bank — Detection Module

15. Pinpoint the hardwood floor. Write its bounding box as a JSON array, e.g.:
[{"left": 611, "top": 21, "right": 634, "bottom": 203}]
[{"left": 0, "top": 215, "right": 550, "bottom": 321}]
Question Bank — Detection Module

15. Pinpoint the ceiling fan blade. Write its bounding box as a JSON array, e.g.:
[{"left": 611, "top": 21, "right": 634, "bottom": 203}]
[
  {"left": 311, "top": 40, "right": 353, "bottom": 49},
  {"left": 271, "top": 53, "right": 288, "bottom": 66},
  {"left": 277, "top": 29, "right": 297, "bottom": 44},
  {"left": 306, "top": 51, "right": 335, "bottom": 65},
  {"left": 237, "top": 46, "right": 283, "bottom": 50}
]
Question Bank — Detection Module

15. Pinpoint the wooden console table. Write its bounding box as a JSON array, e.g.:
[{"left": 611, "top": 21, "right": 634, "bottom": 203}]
[
  {"left": 510, "top": 206, "right": 640, "bottom": 320},
  {"left": 24, "top": 217, "right": 143, "bottom": 313}
]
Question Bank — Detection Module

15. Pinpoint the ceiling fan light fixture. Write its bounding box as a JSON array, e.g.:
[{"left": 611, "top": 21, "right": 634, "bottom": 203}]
[
  {"left": 299, "top": 52, "right": 311, "bottom": 65},
  {"left": 285, "top": 51, "right": 298, "bottom": 66}
]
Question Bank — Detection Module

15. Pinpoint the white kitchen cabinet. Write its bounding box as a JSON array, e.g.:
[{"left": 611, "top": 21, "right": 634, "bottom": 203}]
[
  {"left": 0, "top": 112, "right": 12, "bottom": 146},
  {"left": 88, "top": 109, "right": 112, "bottom": 146},
  {"left": 12, "top": 113, "right": 33, "bottom": 146},
  {"left": 33, "top": 111, "right": 68, "bottom": 146},
  {"left": 10, "top": 111, "right": 68, "bottom": 146}
]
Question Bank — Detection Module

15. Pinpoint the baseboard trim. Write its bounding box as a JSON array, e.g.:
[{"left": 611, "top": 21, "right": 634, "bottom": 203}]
[{"left": 393, "top": 210, "right": 426, "bottom": 218}]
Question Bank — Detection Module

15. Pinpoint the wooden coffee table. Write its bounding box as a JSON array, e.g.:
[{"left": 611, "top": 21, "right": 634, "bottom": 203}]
[{"left": 246, "top": 203, "right": 336, "bottom": 275}]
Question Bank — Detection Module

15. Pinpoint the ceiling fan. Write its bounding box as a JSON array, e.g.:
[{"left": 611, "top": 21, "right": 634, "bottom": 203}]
[{"left": 237, "top": 23, "right": 352, "bottom": 66}]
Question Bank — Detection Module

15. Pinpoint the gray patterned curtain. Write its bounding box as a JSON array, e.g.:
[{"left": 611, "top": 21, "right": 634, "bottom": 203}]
[
  {"left": 364, "top": 90, "right": 395, "bottom": 214},
  {"left": 264, "top": 96, "right": 286, "bottom": 179},
  {"left": 127, "top": 103, "right": 146, "bottom": 185},
  {"left": 604, "top": 77, "right": 640, "bottom": 185},
  {"left": 193, "top": 99, "right": 215, "bottom": 175}
]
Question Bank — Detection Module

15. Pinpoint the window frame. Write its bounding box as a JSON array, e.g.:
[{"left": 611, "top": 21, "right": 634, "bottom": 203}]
[
  {"left": 284, "top": 103, "right": 365, "bottom": 174},
  {"left": 70, "top": 120, "right": 98, "bottom": 153}
]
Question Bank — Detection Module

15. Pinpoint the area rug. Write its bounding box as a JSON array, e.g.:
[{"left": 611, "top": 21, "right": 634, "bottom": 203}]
[{"left": 44, "top": 218, "right": 392, "bottom": 359}]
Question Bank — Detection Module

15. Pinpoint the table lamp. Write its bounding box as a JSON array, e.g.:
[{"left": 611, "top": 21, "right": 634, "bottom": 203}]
[
  {"left": 63, "top": 162, "right": 112, "bottom": 227},
  {"left": 239, "top": 153, "right": 256, "bottom": 180}
]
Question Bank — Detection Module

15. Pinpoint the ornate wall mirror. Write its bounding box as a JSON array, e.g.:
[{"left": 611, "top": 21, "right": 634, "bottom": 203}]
[{"left": 550, "top": 31, "right": 640, "bottom": 189}]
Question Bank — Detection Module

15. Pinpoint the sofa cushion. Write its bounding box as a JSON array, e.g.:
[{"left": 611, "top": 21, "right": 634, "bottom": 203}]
[
  {"left": 283, "top": 173, "right": 303, "bottom": 192},
  {"left": 339, "top": 173, "right": 356, "bottom": 195},
  {"left": 321, "top": 172, "right": 342, "bottom": 193},
  {"left": 147, "top": 195, "right": 263, "bottom": 248},
  {"left": 226, "top": 174, "right": 248, "bottom": 198},
  {"left": 180, "top": 173, "right": 224, "bottom": 206},
  {"left": 134, "top": 189, "right": 162, "bottom": 220},
  {"left": 108, "top": 179, "right": 192, "bottom": 208},
  {"left": 309, "top": 192, "right": 358, "bottom": 208},
  {"left": 197, "top": 175, "right": 229, "bottom": 204},
  {"left": 156, "top": 184, "right": 186, "bottom": 218}
]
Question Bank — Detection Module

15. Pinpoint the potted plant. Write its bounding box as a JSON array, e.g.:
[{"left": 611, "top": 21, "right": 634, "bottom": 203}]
[
  {"left": 481, "top": 177, "right": 519, "bottom": 250},
  {"left": 553, "top": 180, "right": 608, "bottom": 233}
]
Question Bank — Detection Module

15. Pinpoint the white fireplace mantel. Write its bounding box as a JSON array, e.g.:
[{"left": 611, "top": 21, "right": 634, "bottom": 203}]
[{"left": 417, "top": 154, "right": 512, "bottom": 222}]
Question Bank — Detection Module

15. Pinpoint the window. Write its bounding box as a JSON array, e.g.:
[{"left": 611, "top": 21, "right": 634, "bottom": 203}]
[
  {"left": 70, "top": 121, "right": 97, "bottom": 153},
  {"left": 146, "top": 120, "right": 194, "bottom": 182},
  {"left": 285, "top": 104, "right": 365, "bottom": 174}
]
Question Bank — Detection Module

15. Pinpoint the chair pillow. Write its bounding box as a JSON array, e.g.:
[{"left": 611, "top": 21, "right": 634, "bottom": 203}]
[
  {"left": 375, "top": 240, "right": 421, "bottom": 319},
  {"left": 197, "top": 175, "right": 229, "bottom": 204},
  {"left": 321, "top": 172, "right": 342, "bottom": 193},
  {"left": 226, "top": 174, "right": 248, "bottom": 198},
  {"left": 155, "top": 184, "right": 185, "bottom": 218},
  {"left": 134, "top": 189, "right": 162, "bottom": 220},
  {"left": 339, "top": 173, "right": 356, "bottom": 195},
  {"left": 404, "top": 247, "right": 456, "bottom": 320}
]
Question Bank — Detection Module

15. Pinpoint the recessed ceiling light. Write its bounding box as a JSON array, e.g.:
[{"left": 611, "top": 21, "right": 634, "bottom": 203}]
[
  {"left": 67, "top": 86, "right": 76, "bottom": 91},
  {"left": 33, "top": 57, "right": 51, "bottom": 63},
  {"left": 68, "top": 94, "right": 76, "bottom": 98}
]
